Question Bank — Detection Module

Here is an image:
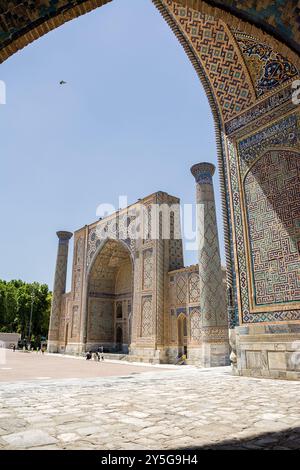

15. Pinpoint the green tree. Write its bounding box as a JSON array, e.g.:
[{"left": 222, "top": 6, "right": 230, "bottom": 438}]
[
  {"left": 0, "top": 280, "right": 7, "bottom": 330},
  {"left": 4, "top": 282, "right": 18, "bottom": 332},
  {"left": 0, "top": 279, "right": 52, "bottom": 346}
]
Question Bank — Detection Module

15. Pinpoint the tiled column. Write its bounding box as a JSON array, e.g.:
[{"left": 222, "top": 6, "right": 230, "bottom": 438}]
[
  {"left": 191, "top": 162, "right": 229, "bottom": 367},
  {"left": 48, "top": 231, "right": 73, "bottom": 353}
]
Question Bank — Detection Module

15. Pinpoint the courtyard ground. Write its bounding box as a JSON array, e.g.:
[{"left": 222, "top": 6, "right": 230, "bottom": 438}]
[{"left": 0, "top": 350, "right": 300, "bottom": 450}]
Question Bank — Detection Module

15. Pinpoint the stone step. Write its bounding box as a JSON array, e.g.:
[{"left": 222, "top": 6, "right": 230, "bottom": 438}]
[
  {"left": 83, "top": 352, "right": 159, "bottom": 364},
  {"left": 102, "top": 353, "right": 128, "bottom": 361}
]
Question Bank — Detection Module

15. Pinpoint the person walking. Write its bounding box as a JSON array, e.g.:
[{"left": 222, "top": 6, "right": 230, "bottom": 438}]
[
  {"left": 97, "top": 346, "right": 104, "bottom": 361},
  {"left": 86, "top": 351, "right": 92, "bottom": 360}
]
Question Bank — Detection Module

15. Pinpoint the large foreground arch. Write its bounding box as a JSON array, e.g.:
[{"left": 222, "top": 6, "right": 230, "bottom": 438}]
[
  {"left": 0, "top": 1, "right": 299, "bottom": 62},
  {"left": 2, "top": 1, "right": 300, "bottom": 378}
]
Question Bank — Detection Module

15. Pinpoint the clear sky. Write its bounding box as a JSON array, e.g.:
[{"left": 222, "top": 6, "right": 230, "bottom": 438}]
[{"left": 0, "top": 0, "right": 224, "bottom": 290}]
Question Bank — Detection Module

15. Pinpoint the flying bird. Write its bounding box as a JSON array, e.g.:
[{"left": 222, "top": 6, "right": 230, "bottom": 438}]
[{"left": 59, "top": 80, "right": 67, "bottom": 85}]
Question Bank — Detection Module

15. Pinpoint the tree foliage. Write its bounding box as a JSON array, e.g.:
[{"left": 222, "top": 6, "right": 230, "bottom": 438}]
[{"left": 0, "top": 280, "right": 52, "bottom": 346}]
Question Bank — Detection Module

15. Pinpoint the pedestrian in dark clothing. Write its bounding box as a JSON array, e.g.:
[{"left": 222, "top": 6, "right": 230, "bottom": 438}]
[{"left": 86, "top": 351, "right": 92, "bottom": 360}]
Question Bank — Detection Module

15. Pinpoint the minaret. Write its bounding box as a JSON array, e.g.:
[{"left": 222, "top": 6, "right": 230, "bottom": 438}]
[
  {"left": 48, "top": 231, "right": 73, "bottom": 353},
  {"left": 190, "top": 162, "right": 229, "bottom": 367}
]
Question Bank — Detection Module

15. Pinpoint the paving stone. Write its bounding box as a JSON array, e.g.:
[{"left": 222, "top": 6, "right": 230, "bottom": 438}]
[
  {"left": 57, "top": 433, "right": 81, "bottom": 442},
  {"left": 2, "top": 430, "right": 57, "bottom": 449},
  {"left": 127, "top": 411, "right": 150, "bottom": 419},
  {"left": 260, "top": 413, "right": 287, "bottom": 421},
  {"left": 76, "top": 426, "right": 104, "bottom": 437},
  {"left": 118, "top": 417, "right": 149, "bottom": 427},
  {"left": 253, "top": 420, "right": 289, "bottom": 431}
]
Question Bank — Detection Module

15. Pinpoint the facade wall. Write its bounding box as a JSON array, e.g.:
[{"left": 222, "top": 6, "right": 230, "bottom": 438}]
[
  {"left": 53, "top": 191, "right": 229, "bottom": 365},
  {"left": 166, "top": 265, "right": 228, "bottom": 364},
  {"left": 0, "top": 333, "right": 21, "bottom": 349},
  {"left": 232, "top": 324, "right": 300, "bottom": 380}
]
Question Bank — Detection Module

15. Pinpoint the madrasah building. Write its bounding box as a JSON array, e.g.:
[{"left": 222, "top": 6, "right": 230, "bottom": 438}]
[{"left": 48, "top": 162, "right": 230, "bottom": 366}]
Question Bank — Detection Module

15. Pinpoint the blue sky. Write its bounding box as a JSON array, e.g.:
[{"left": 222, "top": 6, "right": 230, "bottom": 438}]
[{"left": 0, "top": 0, "right": 224, "bottom": 290}]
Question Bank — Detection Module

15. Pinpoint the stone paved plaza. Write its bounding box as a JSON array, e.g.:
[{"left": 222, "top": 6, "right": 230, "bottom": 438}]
[{"left": 1, "top": 351, "right": 300, "bottom": 450}]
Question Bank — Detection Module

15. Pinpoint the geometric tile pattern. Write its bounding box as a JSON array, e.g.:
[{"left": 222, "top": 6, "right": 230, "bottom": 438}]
[
  {"left": 141, "top": 296, "right": 153, "bottom": 338},
  {"left": 241, "top": 309, "right": 300, "bottom": 324},
  {"left": 227, "top": 139, "right": 251, "bottom": 322},
  {"left": 169, "top": 210, "right": 184, "bottom": 271},
  {"left": 75, "top": 237, "right": 83, "bottom": 265},
  {"left": 191, "top": 163, "right": 227, "bottom": 329},
  {"left": 48, "top": 233, "right": 72, "bottom": 341},
  {"left": 238, "top": 113, "right": 300, "bottom": 177},
  {"left": 71, "top": 306, "right": 79, "bottom": 338},
  {"left": 190, "top": 308, "right": 201, "bottom": 343},
  {"left": 224, "top": 85, "right": 296, "bottom": 135},
  {"left": 228, "top": 111, "right": 300, "bottom": 323},
  {"left": 164, "top": 1, "right": 256, "bottom": 121},
  {"left": 197, "top": 201, "right": 225, "bottom": 325},
  {"left": 176, "top": 275, "right": 187, "bottom": 304},
  {"left": 189, "top": 273, "right": 200, "bottom": 303},
  {"left": 143, "top": 205, "right": 152, "bottom": 242},
  {"left": 170, "top": 310, "right": 177, "bottom": 342},
  {"left": 169, "top": 238, "right": 184, "bottom": 271},
  {"left": 167, "top": 263, "right": 228, "bottom": 350},
  {"left": 143, "top": 249, "right": 153, "bottom": 290},
  {"left": 88, "top": 299, "right": 114, "bottom": 342},
  {"left": 244, "top": 149, "right": 300, "bottom": 306},
  {"left": 87, "top": 214, "right": 137, "bottom": 268},
  {"left": 73, "top": 271, "right": 81, "bottom": 301}
]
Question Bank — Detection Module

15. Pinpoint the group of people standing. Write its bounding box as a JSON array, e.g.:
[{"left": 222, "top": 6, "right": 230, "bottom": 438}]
[
  {"left": 86, "top": 346, "right": 104, "bottom": 362},
  {"left": 12, "top": 344, "right": 46, "bottom": 354}
]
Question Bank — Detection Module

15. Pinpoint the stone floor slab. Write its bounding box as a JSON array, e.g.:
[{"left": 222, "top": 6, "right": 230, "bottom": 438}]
[{"left": 2, "top": 430, "right": 57, "bottom": 449}]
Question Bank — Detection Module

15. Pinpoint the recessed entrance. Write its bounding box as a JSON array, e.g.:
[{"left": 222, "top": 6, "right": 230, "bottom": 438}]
[
  {"left": 86, "top": 239, "right": 133, "bottom": 354},
  {"left": 177, "top": 314, "right": 187, "bottom": 357}
]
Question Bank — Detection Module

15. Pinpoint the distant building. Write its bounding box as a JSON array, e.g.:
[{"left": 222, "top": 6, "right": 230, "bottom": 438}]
[
  {"left": 48, "top": 164, "right": 229, "bottom": 366},
  {"left": 0, "top": 333, "right": 21, "bottom": 349}
]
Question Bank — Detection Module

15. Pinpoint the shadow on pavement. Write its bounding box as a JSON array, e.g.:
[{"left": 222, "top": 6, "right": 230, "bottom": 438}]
[{"left": 178, "top": 427, "right": 300, "bottom": 450}]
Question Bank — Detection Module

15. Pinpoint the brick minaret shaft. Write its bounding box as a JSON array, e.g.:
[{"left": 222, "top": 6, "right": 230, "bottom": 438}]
[
  {"left": 48, "top": 231, "right": 73, "bottom": 353},
  {"left": 191, "top": 162, "right": 229, "bottom": 367}
]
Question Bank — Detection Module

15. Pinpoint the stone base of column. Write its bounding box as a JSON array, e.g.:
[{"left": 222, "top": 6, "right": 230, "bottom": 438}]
[
  {"left": 64, "top": 343, "right": 85, "bottom": 355},
  {"left": 129, "top": 346, "right": 165, "bottom": 364},
  {"left": 234, "top": 323, "right": 300, "bottom": 380},
  {"left": 229, "top": 328, "right": 238, "bottom": 374},
  {"left": 47, "top": 341, "right": 59, "bottom": 353},
  {"left": 189, "top": 342, "right": 230, "bottom": 367},
  {"left": 164, "top": 347, "right": 181, "bottom": 364}
]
